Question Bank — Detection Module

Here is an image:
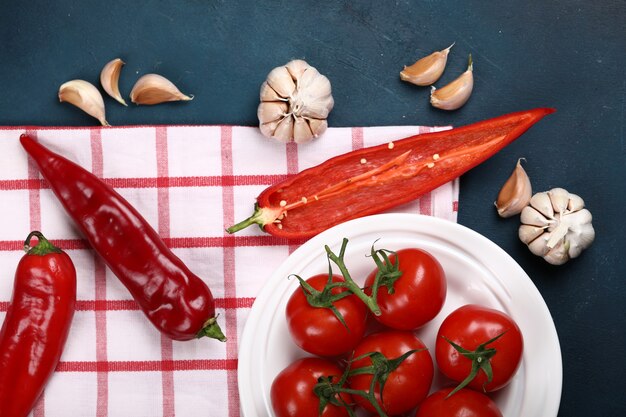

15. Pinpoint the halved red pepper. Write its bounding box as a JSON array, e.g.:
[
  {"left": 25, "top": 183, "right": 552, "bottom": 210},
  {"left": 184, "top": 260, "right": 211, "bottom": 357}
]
[{"left": 228, "top": 108, "right": 554, "bottom": 239}]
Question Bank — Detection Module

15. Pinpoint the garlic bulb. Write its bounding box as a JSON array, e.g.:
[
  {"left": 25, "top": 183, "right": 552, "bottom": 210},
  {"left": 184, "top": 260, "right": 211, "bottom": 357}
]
[
  {"left": 258, "top": 59, "right": 334, "bottom": 144},
  {"left": 400, "top": 43, "right": 454, "bottom": 86},
  {"left": 519, "top": 188, "right": 595, "bottom": 265},
  {"left": 495, "top": 158, "right": 532, "bottom": 218}
]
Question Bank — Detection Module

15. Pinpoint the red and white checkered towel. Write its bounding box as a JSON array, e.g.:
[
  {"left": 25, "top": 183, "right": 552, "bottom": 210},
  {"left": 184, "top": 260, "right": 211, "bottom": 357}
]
[{"left": 0, "top": 124, "right": 458, "bottom": 417}]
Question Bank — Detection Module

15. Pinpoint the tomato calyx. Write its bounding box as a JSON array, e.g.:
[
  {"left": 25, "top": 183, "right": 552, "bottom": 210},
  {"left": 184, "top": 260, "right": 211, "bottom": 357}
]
[
  {"left": 312, "top": 374, "right": 356, "bottom": 417},
  {"left": 367, "top": 243, "right": 403, "bottom": 296},
  {"left": 292, "top": 273, "right": 354, "bottom": 328},
  {"left": 443, "top": 331, "right": 507, "bottom": 397},
  {"left": 347, "top": 349, "right": 423, "bottom": 417}
]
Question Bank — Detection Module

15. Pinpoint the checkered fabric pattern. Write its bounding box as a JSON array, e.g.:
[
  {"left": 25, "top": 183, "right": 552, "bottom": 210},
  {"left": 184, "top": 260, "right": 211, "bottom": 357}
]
[{"left": 0, "top": 124, "right": 459, "bottom": 417}]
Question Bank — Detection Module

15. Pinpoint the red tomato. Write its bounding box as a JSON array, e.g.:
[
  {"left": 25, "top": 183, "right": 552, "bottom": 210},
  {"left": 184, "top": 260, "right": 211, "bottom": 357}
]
[
  {"left": 349, "top": 330, "right": 434, "bottom": 415},
  {"left": 286, "top": 274, "right": 368, "bottom": 357},
  {"left": 436, "top": 304, "right": 523, "bottom": 392},
  {"left": 415, "top": 387, "right": 503, "bottom": 417},
  {"left": 271, "top": 357, "right": 352, "bottom": 417},
  {"left": 365, "top": 248, "right": 446, "bottom": 330}
]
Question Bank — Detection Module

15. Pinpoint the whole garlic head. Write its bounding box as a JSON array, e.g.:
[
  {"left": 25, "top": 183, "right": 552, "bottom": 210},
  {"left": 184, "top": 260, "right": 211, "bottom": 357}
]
[
  {"left": 519, "top": 188, "right": 595, "bottom": 265},
  {"left": 257, "top": 59, "right": 334, "bottom": 144}
]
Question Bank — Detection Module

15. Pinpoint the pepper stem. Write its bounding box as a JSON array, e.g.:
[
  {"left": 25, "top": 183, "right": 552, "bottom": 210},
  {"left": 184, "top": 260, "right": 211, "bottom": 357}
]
[
  {"left": 197, "top": 316, "right": 227, "bottom": 342},
  {"left": 226, "top": 204, "right": 280, "bottom": 234},
  {"left": 24, "top": 231, "right": 62, "bottom": 256},
  {"left": 226, "top": 210, "right": 263, "bottom": 233}
]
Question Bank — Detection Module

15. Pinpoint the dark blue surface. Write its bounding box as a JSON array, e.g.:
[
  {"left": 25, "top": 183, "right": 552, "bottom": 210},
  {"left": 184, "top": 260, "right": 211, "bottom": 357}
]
[{"left": 1, "top": 1, "right": 625, "bottom": 416}]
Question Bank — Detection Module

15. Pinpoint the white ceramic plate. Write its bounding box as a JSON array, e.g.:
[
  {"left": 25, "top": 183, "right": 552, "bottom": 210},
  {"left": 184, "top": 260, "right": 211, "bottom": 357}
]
[{"left": 238, "top": 214, "right": 562, "bottom": 417}]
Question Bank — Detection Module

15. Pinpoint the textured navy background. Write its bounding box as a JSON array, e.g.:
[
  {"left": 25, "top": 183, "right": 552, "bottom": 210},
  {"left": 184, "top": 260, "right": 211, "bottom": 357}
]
[{"left": 1, "top": 1, "right": 625, "bottom": 415}]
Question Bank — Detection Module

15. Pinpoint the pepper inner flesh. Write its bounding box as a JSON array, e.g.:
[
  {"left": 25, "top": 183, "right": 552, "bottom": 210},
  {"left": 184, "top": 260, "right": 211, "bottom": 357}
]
[{"left": 273, "top": 134, "right": 505, "bottom": 227}]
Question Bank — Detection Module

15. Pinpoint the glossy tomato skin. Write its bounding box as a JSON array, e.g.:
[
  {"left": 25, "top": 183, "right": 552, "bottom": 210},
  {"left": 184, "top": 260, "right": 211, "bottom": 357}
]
[
  {"left": 365, "top": 248, "right": 446, "bottom": 330},
  {"left": 271, "top": 357, "right": 352, "bottom": 417},
  {"left": 349, "top": 330, "right": 434, "bottom": 415},
  {"left": 286, "top": 274, "right": 368, "bottom": 357},
  {"left": 436, "top": 304, "right": 524, "bottom": 392},
  {"left": 415, "top": 387, "right": 503, "bottom": 417}
]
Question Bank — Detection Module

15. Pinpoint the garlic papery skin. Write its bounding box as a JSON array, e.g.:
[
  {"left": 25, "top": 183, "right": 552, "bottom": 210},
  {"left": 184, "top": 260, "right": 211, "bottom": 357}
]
[
  {"left": 258, "top": 59, "right": 334, "bottom": 144},
  {"left": 495, "top": 158, "right": 532, "bottom": 218},
  {"left": 400, "top": 43, "right": 454, "bottom": 86},
  {"left": 58, "top": 80, "right": 109, "bottom": 126},
  {"left": 430, "top": 54, "right": 474, "bottom": 111},
  {"left": 100, "top": 58, "right": 127, "bottom": 106},
  {"left": 130, "top": 74, "right": 193, "bottom": 105},
  {"left": 519, "top": 188, "right": 595, "bottom": 265}
]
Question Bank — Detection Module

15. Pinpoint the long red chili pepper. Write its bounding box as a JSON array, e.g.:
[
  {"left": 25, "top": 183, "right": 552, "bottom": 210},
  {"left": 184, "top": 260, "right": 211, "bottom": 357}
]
[
  {"left": 227, "top": 108, "right": 554, "bottom": 239},
  {"left": 0, "top": 232, "right": 76, "bottom": 417},
  {"left": 20, "top": 135, "right": 225, "bottom": 342}
]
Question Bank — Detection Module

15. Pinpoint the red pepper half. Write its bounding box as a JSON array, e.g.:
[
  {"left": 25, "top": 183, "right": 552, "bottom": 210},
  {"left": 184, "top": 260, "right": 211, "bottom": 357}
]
[
  {"left": 0, "top": 232, "right": 76, "bottom": 417},
  {"left": 20, "top": 135, "right": 225, "bottom": 342},
  {"left": 228, "top": 108, "right": 554, "bottom": 239}
]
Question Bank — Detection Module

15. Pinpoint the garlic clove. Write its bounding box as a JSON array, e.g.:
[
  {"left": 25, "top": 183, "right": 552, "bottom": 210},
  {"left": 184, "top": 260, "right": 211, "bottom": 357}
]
[
  {"left": 299, "top": 94, "right": 334, "bottom": 119},
  {"left": 529, "top": 191, "right": 555, "bottom": 219},
  {"left": 258, "top": 101, "right": 288, "bottom": 124},
  {"left": 100, "top": 58, "right": 127, "bottom": 106},
  {"left": 548, "top": 187, "right": 570, "bottom": 213},
  {"left": 300, "top": 73, "right": 333, "bottom": 101},
  {"left": 495, "top": 158, "right": 532, "bottom": 218},
  {"left": 544, "top": 240, "right": 570, "bottom": 265},
  {"left": 298, "top": 67, "right": 325, "bottom": 93},
  {"left": 568, "top": 222, "right": 595, "bottom": 258},
  {"left": 519, "top": 224, "right": 545, "bottom": 244},
  {"left": 296, "top": 72, "right": 334, "bottom": 119},
  {"left": 286, "top": 59, "right": 311, "bottom": 81},
  {"left": 567, "top": 193, "right": 585, "bottom": 212},
  {"left": 566, "top": 208, "right": 593, "bottom": 226},
  {"left": 307, "top": 118, "right": 328, "bottom": 138},
  {"left": 400, "top": 43, "right": 454, "bottom": 86},
  {"left": 520, "top": 206, "right": 551, "bottom": 227},
  {"left": 272, "top": 116, "right": 294, "bottom": 143},
  {"left": 260, "top": 120, "right": 280, "bottom": 139},
  {"left": 528, "top": 232, "right": 551, "bottom": 257},
  {"left": 293, "top": 117, "right": 314, "bottom": 144},
  {"left": 260, "top": 81, "right": 286, "bottom": 102},
  {"left": 430, "top": 54, "right": 474, "bottom": 111},
  {"left": 58, "top": 80, "right": 109, "bottom": 126},
  {"left": 130, "top": 74, "right": 193, "bottom": 105},
  {"left": 266, "top": 66, "right": 296, "bottom": 99}
]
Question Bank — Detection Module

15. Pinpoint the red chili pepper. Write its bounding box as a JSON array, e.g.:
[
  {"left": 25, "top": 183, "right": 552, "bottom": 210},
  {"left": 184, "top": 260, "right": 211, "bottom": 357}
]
[
  {"left": 20, "top": 135, "right": 225, "bottom": 342},
  {"left": 227, "top": 108, "right": 554, "bottom": 239},
  {"left": 0, "top": 232, "right": 76, "bottom": 417}
]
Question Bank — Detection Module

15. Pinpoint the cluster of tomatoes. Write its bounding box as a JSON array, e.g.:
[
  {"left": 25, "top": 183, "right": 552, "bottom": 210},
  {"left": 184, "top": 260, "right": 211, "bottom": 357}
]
[{"left": 270, "top": 242, "right": 524, "bottom": 417}]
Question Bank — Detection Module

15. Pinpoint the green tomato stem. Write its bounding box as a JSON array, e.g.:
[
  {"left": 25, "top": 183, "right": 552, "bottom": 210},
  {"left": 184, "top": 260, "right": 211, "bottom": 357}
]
[{"left": 325, "top": 240, "right": 382, "bottom": 316}]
